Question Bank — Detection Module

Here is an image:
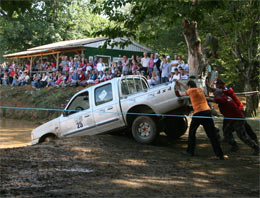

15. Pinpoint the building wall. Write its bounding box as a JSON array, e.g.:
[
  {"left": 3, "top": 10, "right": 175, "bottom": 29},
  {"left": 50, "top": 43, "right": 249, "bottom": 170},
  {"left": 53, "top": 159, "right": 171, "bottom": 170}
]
[
  {"left": 84, "top": 38, "right": 151, "bottom": 52},
  {"left": 85, "top": 47, "right": 143, "bottom": 59},
  {"left": 84, "top": 47, "right": 144, "bottom": 66}
]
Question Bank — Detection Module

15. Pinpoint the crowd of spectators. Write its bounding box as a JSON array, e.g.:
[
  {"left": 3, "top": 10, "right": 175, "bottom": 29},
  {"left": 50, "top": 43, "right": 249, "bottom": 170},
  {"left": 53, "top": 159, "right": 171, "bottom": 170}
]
[{"left": 0, "top": 52, "right": 189, "bottom": 89}]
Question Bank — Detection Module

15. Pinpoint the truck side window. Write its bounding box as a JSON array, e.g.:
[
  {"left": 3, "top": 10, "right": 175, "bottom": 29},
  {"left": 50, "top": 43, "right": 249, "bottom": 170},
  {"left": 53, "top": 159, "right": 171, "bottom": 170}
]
[
  {"left": 67, "top": 92, "right": 89, "bottom": 115},
  {"left": 121, "top": 78, "right": 148, "bottom": 95},
  {"left": 95, "top": 83, "right": 113, "bottom": 106}
]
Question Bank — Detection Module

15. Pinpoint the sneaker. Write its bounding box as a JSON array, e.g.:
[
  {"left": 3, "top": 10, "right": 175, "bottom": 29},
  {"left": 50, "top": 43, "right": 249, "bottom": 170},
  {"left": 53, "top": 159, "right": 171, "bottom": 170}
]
[
  {"left": 219, "top": 155, "right": 229, "bottom": 160},
  {"left": 230, "top": 145, "right": 239, "bottom": 152},
  {"left": 182, "top": 151, "right": 194, "bottom": 157}
]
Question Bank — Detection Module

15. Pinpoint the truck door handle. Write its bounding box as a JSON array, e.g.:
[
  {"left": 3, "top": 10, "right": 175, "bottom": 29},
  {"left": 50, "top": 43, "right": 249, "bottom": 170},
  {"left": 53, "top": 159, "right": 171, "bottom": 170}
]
[
  {"left": 106, "top": 107, "right": 113, "bottom": 110},
  {"left": 84, "top": 115, "right": 90, "bottom": 118}
]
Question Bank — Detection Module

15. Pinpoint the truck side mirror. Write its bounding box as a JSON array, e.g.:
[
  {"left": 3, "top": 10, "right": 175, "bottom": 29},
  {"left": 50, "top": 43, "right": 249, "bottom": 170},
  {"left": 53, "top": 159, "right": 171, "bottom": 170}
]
[{"left": 63, "top": 110, "right": 69, "bottom": 117}]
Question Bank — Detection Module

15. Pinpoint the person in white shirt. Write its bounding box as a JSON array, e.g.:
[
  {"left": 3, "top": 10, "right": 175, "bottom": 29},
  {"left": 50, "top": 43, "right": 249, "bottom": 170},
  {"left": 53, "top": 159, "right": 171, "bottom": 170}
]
[
  {"left": 177, "top": 56, "right": 185, "bottom": 69},
  {"left": 24, "top": 72, "right": 30, "bottom": 84},
  {"left": 86, "top": 63, "right": 92, "bottom": 72},
  {"left": 39, "top": 72, "right": 49, "bottom": 88},
  {"left": 170, "top": 55, "right": 179, "bottom": 70},
  {"left": 160, "top": 56, "right": 170, "bottom": 83},
  {"left": 96, "top": 58, "right": 105, "bottom": 72},
  {"left": 183, "top": 63, "right": 189, "bottom": 74},
  {"left": 122, "top": 56, "right": 129, "bottom": 75},
  {"left": 141, "top": 52, "right": 150, "bottom": 75}
]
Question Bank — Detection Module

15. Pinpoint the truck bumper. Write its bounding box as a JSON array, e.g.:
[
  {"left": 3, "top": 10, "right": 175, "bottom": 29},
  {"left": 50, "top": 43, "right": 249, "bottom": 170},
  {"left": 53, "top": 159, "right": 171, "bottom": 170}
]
[{"left": 31, "top": 138, "right": 39, "bottom": 145}]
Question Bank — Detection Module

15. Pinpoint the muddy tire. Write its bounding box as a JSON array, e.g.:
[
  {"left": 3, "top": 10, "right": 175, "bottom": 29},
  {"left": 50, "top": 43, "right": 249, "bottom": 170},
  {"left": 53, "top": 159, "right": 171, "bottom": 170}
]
[
  {"left": 42, "top": 135, "right": 56, "bottom": 143},
  {"left": 164, "top": 116, "right": 188, "bottom": 139},
  {"left": 132, "top": 116, "right": 158, "bottom": 144}
]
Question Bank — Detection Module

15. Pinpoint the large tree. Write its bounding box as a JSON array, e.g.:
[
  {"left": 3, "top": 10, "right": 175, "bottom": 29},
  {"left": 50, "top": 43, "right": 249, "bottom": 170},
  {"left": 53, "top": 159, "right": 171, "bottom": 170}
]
[
  {"left": 208, "top": 0, "right": 260, "bottom": 116},
  {"left": 90, "top": 0, "right": 221, "bottom": 76}
]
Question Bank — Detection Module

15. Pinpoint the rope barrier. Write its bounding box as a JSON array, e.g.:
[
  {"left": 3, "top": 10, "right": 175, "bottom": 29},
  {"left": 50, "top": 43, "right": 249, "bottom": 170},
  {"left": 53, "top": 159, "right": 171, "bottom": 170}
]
[
  {"left": 235, "top": 91, "right": 259, "bottom": 96},
  {"left": 0, "top": 106, "right": 259, "bottom": 122}
]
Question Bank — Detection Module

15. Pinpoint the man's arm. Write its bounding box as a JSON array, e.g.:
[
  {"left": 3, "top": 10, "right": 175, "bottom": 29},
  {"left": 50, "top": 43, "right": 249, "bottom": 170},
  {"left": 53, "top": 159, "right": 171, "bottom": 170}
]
[
  {"left": 206, "top": 97, "right": 215, "bottom": 102},
  {"left": 178, "top": 90, "right": 188, "bottom": 96},
  {"left": 176, "top": 80, "right": 188, "bottom": 90},
  {"left": 175, "top": 80, "right": 188, "bottom": 96},
  {"left": 206, "top": 82, "right": 217, "bottom": 93}
]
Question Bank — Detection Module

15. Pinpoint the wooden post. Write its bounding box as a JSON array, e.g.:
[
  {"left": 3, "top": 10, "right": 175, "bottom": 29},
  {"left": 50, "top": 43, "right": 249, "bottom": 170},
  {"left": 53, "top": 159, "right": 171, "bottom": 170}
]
[
  {"left": 81, "top": 49, "right": 84, "bottom": 58},
  {"left": 56, "top": 53, "right": 59, "bottom": 71},
  {"left": 30, "top": 57, "right": 33, "bottom": 77}
]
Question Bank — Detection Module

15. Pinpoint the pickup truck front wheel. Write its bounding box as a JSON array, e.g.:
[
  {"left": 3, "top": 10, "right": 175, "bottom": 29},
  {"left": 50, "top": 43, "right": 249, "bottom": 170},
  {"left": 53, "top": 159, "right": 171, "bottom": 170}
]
[{"left": 132, "top": 116, "right": 158, "bottom": 144}]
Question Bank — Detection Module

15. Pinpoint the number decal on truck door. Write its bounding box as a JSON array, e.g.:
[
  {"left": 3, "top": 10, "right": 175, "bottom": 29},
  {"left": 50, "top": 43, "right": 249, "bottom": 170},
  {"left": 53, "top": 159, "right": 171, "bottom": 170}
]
[
  {"left": 76, "top": 121, "right": 83, "bottom": 128},
  {"left": 74, "top": 117, "right": 83, "bottom": 129}
]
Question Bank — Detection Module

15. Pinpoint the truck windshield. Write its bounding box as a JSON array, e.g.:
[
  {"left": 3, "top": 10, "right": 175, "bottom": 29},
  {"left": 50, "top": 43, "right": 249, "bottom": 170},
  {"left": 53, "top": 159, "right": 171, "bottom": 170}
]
[
  {"left": 121, "top": 77, "right": 148, "bottom": 95},
  {"left": 66, "top": 91, "right": 89, "bottom": 115}
]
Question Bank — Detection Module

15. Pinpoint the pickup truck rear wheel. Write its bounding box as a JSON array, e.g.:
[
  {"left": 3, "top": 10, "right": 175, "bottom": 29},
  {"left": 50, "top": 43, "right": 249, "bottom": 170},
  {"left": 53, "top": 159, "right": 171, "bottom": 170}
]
[
  {"left": 132, "top": 116, "right": 158, "bottom": 144},
  {"left": 165, "top": 116, "right": 188, "bottom": 139}
]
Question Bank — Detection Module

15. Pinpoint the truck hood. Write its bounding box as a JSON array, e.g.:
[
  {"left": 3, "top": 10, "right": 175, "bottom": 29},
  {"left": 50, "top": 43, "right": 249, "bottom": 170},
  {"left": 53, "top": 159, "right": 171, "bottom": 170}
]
[{"left": 31, "top": 117, "right": 61, "bottom": 142}]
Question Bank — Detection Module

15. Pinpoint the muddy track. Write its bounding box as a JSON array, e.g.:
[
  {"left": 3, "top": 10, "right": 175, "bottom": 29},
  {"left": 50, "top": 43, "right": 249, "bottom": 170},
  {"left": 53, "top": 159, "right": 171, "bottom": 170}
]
[{"left": 0, "top": 130, "right": 259, "bottom": 198}]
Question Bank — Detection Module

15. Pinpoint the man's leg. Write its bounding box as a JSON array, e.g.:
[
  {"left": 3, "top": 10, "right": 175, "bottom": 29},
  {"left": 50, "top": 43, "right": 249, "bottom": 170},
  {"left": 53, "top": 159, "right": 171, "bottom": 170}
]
[
  {"left": 201, "top": 111, "right": 224, "bottom": 158},
  {"left": 223, "top": 122, "right": 239, "bottom": 151},
  {"left": 233, "top": 121, "right": 260, "bottom": 155},
  {"left": 222, "top": 119, "right": 235, "bottom": 141},
  {"left": 186, "top": 115, "right": 201, "bottom": 155},
  {"left": 245, "top": 122, "right": 259, "bottom": 145},
  {"left": 241, "top": 110, "right": 258, "bottom": 144}
]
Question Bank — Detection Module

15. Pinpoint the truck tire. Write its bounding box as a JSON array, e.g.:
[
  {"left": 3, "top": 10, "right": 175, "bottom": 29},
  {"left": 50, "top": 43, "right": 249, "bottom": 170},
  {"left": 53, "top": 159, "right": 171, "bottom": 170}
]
[
  {"left": 132, "top": 116, "right": 158, "bottom": 144},
  {"left": 164, "top": 116, "right": 188, "bottom": 139}
]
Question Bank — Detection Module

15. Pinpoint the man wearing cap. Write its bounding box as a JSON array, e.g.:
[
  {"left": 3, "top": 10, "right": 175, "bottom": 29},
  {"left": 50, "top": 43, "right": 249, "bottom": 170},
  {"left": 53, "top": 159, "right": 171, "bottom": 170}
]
[
  {"left": 208, "top": 90, "right": 260, "bottom": 155},
  {"left": 176, "top": 80, "right": 226, "bottom": 159},
  {"left": 207, "top": 80, "right": 259, "bottom": 146}
]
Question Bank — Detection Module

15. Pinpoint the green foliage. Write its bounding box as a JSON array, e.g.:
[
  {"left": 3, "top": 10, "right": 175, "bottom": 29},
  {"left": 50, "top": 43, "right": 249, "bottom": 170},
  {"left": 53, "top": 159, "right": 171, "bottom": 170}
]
[
  {"left": 89, "top": 0, "right": 259, "bottom": 93},
  {"left": 0, "top": 0, "right": 109, "bottom": 61},
  {"left": 204, "top": 1, "right": 260, "bottom": 91},
  {"left": 0, "top": 0, "right": 33, "bottom": 16}
]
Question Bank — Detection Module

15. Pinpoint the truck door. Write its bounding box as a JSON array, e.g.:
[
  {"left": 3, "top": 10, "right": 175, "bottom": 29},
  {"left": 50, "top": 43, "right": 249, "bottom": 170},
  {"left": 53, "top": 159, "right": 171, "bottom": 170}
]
[
  {"left": 60, "top": 90, "right": 96, "bottom": 137},
  {"left": 92, "top": 82, "right": 124, "bottom": 133}
]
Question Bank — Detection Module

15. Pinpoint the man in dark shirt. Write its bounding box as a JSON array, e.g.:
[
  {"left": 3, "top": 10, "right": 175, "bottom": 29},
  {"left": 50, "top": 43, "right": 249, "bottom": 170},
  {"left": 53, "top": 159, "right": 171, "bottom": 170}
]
[
  {"left": 209, "top": 90, "right": 259, "bottom": 155},
  {"left": 207, "top": 79, "right": 259, "bottom": 147}
]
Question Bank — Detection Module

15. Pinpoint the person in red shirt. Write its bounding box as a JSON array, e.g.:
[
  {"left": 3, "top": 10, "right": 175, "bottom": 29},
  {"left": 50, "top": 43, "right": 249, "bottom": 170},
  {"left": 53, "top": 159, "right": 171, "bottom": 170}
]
[
  {"left": 209, "top": 90, "right": 259, "bottom": 155},
  {"left": 176, "top": 80, "right": 226, "bottom": 159},
  {"left": 207, "top": 79, "right": 258, "bottom": 146}
]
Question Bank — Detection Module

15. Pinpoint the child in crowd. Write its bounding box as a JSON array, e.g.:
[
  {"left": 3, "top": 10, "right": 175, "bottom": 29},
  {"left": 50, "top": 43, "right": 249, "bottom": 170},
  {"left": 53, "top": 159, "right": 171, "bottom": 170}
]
[
  {"left": 149, "top": 71, "right": 160, "bottom": 86},
  {"left": 180, "top": 68, "right": 188, "bottom": 79},
  {"left": 87, "top": 70, "right": 97, "bottom": 84},
  {"left": 210, "top": 65, "right": 218, "bottom": 88},
  {"left": 78, "top": 70, "right": 87, "bottom": 86},
  {"left": 172, "top": 68, "right": 181, "bottom": 81}
]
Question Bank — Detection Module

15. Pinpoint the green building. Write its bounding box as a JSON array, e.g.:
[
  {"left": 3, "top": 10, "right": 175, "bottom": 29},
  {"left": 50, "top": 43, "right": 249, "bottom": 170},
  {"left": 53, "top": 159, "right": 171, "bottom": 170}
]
[{"left": 4, "top": 37, "right": 153, "bottom": 68}]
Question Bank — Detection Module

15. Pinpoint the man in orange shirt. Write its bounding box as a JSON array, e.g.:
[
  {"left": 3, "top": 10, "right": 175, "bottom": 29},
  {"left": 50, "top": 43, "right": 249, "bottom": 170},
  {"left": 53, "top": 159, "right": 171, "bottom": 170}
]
[{"left": 176, "top": 80, "right": 226, "bottom": 159}]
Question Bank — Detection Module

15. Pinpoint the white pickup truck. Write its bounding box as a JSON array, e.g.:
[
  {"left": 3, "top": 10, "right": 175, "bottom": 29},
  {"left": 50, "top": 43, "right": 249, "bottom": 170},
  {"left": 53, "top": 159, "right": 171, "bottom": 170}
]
[{"left": 31, "top": 76, "right": 205, "bottom": 145}]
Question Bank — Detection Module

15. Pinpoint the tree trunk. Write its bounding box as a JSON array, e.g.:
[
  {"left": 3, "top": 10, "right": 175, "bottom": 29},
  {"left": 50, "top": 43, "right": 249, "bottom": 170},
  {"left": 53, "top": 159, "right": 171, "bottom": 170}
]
[
  {"left": 182, "top": 18, "right": 207, "bottom": 77},
  {"left": 244, "top": 62, "right": 259, "bottom": 117}
]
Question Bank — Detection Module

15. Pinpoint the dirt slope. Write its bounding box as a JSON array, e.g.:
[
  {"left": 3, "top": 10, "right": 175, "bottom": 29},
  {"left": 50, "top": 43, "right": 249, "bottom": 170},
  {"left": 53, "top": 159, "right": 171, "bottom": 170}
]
[{"left": 1, "top": 130, "right": 259, "bottom": 198}]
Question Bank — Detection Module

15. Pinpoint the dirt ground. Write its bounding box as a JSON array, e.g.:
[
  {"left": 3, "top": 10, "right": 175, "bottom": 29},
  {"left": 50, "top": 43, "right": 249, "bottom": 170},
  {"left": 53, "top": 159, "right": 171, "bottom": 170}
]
[{"left": 0, "top": 118, "right": 259, "bottom": 198}]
